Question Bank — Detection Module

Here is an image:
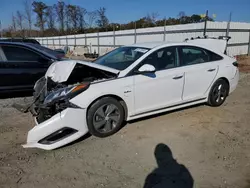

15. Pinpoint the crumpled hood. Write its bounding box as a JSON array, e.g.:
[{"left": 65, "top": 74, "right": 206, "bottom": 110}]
[{"left": 45, "top": 60, "right": 119, "bottom": 82}]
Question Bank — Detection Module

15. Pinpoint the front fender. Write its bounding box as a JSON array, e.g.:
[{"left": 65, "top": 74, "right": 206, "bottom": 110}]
[{"left": 69, "top": 77, "right": 134, "bottom": 116}]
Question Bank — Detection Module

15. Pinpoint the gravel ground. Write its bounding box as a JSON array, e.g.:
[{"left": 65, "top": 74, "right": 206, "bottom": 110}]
[{"left": 1, "top": 72, "right": 250, "bottom": 187}]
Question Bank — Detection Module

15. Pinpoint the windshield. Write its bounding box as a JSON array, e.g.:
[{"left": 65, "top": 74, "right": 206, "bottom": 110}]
[{"left": 94, "top": 46, "right": 150, "bottom": 70}]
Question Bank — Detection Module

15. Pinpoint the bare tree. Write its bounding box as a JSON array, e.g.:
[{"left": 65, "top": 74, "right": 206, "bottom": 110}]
[
  {"left": 23, "top": 0, "right": 32, "bottom": 36},
  {"left": 55, "top": 1, "right": 66, "bottom": 33},
  {"left": 178, "top": 11, "right": 187, "bottom": 23},
  {"left": 32, "top": 1, "right": 47, "bottom": 36},
  {"left": 178, "top": 11, "right": 186, "bottom": 18},
  {"left": 145, "top": 12, "right": 159, "bottom": 26},
  {"left": 87, "top": 11, "right": 97, "bottom": 28},
  {"left": 11, "top": 14, "right": 17, "bottom": 32},
  {"left": 65, "top": 4, "right": 71, "bottom": 32},
  {"left": 96, "top": 7, "right": 109, "bottom": 29},
  {"left": 16, "top": 11, "right": 25, "bottom": 37},
  {"left": 46, "top": 6, "right": 55, "bottom": 29},
  {"left": 150, "top": 12, "right": 159, "bottom": 24},
  {"left": 67, "top": 5, "right": 78, "bottom": 31},
  {"left": 77, "top": 6, "right": 86, "bottom": 30}
]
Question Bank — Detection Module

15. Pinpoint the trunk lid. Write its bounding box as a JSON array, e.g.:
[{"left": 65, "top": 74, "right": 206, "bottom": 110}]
[{"left": 185, "top": 36, "right": 231, "bottom": 54}]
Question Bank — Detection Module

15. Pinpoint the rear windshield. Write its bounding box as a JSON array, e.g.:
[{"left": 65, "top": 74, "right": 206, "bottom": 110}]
[{"left": 29, "top": 44, "right": 63, "bottom": 59}]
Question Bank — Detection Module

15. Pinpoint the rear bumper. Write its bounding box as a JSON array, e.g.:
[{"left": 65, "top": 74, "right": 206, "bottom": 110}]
[{"left": 23, "top": 108, "right": 88, "bottom": 150}]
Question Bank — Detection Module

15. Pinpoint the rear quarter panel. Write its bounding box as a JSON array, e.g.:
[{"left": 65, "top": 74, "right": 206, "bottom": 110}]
[{"left": 204, "top": 55, "right": 236, "bottom": 96}]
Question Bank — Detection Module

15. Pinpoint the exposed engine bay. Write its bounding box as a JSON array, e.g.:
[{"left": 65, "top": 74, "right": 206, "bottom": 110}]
[{"left": 13, "top": 61, "right": 118, "bottom": 123}]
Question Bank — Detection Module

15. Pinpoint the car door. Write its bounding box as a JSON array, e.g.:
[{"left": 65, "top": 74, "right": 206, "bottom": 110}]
[
  {"left": 132, "top": 46, "right": 185, "bottom": 115},
  {"left": 179, "top": 46, "right": 220, "bottom": 101},
  {"left": 0, "top": 45, "right": 51, "bottom": 91}
]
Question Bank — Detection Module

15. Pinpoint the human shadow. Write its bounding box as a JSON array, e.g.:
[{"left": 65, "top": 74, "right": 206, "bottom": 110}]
[{"left": 144, "top": 143, "right": 194, "bottom": 188}]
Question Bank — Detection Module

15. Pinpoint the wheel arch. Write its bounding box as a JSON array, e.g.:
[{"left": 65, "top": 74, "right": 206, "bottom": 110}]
[{"left": 86, "top": 94, "right": 129, "bottom": 121}]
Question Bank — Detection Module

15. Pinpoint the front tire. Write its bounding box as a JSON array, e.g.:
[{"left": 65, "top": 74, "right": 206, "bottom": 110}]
[
  {"left": 87, "top": 97, "right": 125, "bottom": 138},
  {"left": 207, "top": 79, "right": 229, "bottom": 107}
]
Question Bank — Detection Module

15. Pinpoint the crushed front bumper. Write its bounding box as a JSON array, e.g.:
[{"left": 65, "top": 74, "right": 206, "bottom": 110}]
[{"left": 23, "top": 107, "right": 89, "bottom": 150}]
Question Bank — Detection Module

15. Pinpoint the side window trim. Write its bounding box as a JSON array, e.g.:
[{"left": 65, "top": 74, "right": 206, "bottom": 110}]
[{"left": 175, "top": 47, "right": 180, "bottom": 67}]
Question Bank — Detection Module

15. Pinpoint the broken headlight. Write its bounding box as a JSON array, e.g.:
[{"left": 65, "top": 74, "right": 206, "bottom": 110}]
[{"left": 44, "top": 83, "right": 89, "bottom": 104}]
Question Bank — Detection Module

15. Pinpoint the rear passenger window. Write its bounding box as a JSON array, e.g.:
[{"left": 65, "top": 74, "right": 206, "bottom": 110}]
[
  {"left": 2, "top": 46, "right": 41, "bottom": 62},
  {"left": 180, "top": 46, "right": 223, "bottom": 66},
  {"left": 181, "top": 47, "right": 209, "bottom": 66}
]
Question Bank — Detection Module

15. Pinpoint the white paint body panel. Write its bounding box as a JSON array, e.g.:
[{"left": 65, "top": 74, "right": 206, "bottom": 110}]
[
  {"left": 133, "top": 68, "right": 184, "bottom": 114},
  {"left": 181, "top": 62, "right": 219, "bottom": 100},
  {"left": 23, "top": 108, "right": 88, "bottom": 150},
  {"left": 24, "top": 41, "right": 239, "bottom": 150}
]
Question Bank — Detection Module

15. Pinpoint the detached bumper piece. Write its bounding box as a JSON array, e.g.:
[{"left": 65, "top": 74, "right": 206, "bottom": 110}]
[{"left": 23, "top": 108, "right": 89, "bottom": 150}]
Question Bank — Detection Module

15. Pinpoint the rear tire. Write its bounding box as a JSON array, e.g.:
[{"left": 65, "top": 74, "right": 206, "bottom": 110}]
[
  {"left": 87, "top": 97, "right": 125, "bottom": 138},
  {"left": 207, "top": 79, "right": 229, "bottom": 107}
]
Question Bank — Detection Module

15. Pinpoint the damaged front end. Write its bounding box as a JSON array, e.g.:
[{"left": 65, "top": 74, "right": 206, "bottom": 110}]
[
  {"left": 33, "top": 77, "right": 90, "bottom": 124},
  {"left": 13, "top": 60, "right": 118, "bottom": 150}
]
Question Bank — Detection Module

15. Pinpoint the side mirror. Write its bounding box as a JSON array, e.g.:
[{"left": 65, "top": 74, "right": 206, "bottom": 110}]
[{"left": 137, "top": 64, "right": 156, "bottom": 73}]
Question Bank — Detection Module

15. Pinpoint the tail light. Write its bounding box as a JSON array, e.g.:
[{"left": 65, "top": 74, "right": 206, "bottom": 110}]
[{"left": 233, "top": 61, "right": 238, "bottom": 67}]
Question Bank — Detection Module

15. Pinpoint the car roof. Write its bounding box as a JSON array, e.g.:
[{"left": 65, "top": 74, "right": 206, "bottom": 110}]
[
  {"left": 0, "top": 38, "right": 40, "bottom": 44},
  {"left": 127, "top": 40, "right": 225, "bottom": 54},
  {"left": 0, "top": 41, "right": 57, "bottom": 59},
  {"left": 128, "top": 41, "right": 170, "bottom": 49},
  {"left": 128, "top": 41, "right": 198, "bottom": 49}
]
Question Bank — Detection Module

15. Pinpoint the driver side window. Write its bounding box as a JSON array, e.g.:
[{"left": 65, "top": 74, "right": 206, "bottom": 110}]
[{"left": 135, "top": 46, "right": 177, "bottom": 72}]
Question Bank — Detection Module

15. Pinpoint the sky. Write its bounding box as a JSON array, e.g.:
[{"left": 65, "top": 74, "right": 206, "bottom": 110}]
[{"left": 0, "top": 0, "right": 249, "bottom": 28}]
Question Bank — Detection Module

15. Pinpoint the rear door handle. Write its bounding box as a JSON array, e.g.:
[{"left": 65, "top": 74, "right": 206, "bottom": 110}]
[
  {"left": 173, "top": 75, "right": 183, "bottom": 80},
  {"left": 208, "top": 68, "right": 216, "bottom": 72}
]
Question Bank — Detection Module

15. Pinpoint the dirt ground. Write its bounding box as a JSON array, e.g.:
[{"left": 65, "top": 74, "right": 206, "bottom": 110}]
[{"left": 0, "top": 57, "right": 250, "bottom": 188}]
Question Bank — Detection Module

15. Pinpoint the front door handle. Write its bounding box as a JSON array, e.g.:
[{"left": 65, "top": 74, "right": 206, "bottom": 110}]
[
  {"left": 173, "top": 75, "right": 183, "bottom": 80},
  {"left": 208, "top": 68, "right": 216, "bottom": 72}
]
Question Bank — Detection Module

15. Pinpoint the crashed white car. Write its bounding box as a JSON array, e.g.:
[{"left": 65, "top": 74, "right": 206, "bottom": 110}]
[{"left": 16, "top": 37, "right": 239, "bottom": 150}]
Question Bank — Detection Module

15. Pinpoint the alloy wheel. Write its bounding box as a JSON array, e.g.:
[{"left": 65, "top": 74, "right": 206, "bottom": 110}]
[
  {"left": 212, "top": 84, "right": 227, "bottom": 104},
  {"left": 93, "top": 104, "right": 121, "bottom": 133}
]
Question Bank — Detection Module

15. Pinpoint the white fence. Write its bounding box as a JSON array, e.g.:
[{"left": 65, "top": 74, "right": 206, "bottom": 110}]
[{"left": 36, "top": 21, "right": 250, "bottom": 56}]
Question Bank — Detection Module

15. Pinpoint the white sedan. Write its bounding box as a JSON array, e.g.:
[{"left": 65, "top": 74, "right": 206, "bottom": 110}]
[{"left": 16, "top": 38, "right": 239, "bottom": 150}]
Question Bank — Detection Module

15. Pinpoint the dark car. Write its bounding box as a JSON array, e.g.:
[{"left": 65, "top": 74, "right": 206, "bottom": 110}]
[
  {"left": 0, "top": 38, "right": 66, "bottom": 58},
  {"left": 0, "top": 42, "right": 64, "bottom": 94},
  {"left": 0, "top": 38, "right": 40, "bottom": 45}
]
